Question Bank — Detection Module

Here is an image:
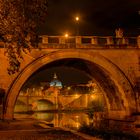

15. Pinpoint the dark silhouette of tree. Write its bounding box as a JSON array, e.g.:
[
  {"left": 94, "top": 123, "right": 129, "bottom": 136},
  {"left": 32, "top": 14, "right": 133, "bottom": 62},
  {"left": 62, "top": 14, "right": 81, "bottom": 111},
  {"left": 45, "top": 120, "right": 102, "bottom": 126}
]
[{"left": 0, "top": 0, "right": 47, "bottom": 74}]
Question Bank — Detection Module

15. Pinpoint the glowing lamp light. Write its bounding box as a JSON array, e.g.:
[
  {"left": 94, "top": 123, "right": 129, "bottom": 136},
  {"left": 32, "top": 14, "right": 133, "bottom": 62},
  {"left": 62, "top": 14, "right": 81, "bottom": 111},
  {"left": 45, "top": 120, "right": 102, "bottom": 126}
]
[
  {"left": 75, "top": 16, "right": 79, "bottom": 21},
  {"left": 65, "top": 33, "right": 69, "bottom": 38},
  {"left": 76, "top": 122, "right": 80, "bottom": 128},
  {"left": 75, "top": 94, "right": 78, "bottom": 97},
  {"left": 91, "top": 94, "right": 96, "bottom": 100}
]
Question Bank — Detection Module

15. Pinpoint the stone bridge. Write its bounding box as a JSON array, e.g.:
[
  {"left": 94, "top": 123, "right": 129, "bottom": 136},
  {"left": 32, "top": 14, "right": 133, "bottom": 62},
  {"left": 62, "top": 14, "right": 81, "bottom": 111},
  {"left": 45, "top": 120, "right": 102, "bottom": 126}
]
[
  {"left": 16, "top": 94, "right": 87, "bottom": 111},
  {"left": 0, "top": 35, "right": 140, "bottom": 120}
]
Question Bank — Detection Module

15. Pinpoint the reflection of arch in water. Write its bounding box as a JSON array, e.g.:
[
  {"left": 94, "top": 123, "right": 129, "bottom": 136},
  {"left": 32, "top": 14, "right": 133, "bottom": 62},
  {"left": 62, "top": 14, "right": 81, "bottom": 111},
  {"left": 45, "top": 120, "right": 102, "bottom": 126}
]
[
  {"left": 33, "top": 112, "right": 54, "bottom": 122},
  {"left": 14, "top": 100, "right": 27, "bottom": 112}
]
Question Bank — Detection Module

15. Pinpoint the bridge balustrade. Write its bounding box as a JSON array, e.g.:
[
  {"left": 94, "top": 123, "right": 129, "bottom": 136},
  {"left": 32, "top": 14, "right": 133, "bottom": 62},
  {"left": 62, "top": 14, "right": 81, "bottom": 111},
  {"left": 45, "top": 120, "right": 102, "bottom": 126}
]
[
  {"left": 40, "top": 35, "right": 139, "bottom": 49},
  {"left": 0, "top": 35, "right": 139, "bottom": 48}
]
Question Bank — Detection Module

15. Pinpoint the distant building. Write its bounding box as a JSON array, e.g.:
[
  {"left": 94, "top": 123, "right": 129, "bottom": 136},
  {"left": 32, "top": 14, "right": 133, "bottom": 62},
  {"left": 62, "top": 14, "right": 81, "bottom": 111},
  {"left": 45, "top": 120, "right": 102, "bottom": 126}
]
[
  {"left": 50, "top": 73, "right": 63, "bottom": 89},
  {"left": 20, "top": 73, "right": 99, "bottom": 97}
]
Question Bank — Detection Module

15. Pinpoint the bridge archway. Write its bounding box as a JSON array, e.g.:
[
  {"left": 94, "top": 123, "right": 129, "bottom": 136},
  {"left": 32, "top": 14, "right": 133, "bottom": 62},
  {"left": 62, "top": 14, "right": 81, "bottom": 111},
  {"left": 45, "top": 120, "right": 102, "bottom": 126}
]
[
  {"left": 4, "top": 50, "right": 136, "bottom": 119},
  {"left": 34, "top": 99, "right": 54, "bottom": 110}
]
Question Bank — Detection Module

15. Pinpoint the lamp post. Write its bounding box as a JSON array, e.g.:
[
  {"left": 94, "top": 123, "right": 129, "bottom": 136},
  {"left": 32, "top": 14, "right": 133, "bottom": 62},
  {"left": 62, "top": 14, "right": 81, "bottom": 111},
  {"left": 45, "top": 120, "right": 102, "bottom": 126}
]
[{"left": 75, "top": 16, "right": 79, "bottom": 36}]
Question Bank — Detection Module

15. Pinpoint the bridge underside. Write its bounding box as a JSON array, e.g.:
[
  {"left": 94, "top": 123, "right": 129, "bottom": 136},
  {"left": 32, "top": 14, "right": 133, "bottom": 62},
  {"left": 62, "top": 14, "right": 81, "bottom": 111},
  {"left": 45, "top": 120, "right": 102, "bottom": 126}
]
[{"left": 4, "top": 50, "right": 136, "bottom": 119}]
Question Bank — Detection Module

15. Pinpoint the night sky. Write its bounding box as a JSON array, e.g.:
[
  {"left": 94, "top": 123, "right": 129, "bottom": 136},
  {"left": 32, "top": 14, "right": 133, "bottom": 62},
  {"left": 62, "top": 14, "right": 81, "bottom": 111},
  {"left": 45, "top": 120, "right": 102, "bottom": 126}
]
[{"left": 40, "top": 0, "right": 140, "bottom": 36}]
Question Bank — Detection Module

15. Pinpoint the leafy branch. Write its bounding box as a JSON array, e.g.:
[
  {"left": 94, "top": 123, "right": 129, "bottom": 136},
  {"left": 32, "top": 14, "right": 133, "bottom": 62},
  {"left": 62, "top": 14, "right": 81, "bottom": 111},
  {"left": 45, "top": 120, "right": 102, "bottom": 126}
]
[{"left": 0, "top": 0, "right": 47, "bottom": 74}]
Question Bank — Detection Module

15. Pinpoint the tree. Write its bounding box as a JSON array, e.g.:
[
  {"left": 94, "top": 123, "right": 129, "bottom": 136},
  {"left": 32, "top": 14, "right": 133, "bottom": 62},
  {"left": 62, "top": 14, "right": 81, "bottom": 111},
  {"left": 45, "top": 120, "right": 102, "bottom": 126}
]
[{"left": 0, "top": 0, "right": 47, "bottom": 74}]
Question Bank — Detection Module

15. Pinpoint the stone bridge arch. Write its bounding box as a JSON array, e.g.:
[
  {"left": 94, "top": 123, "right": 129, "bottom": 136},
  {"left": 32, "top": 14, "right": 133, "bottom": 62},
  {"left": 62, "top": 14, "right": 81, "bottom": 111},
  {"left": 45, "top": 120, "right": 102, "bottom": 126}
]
[{"left": 4, "top": 50, "right": 136, "bottom": 119}]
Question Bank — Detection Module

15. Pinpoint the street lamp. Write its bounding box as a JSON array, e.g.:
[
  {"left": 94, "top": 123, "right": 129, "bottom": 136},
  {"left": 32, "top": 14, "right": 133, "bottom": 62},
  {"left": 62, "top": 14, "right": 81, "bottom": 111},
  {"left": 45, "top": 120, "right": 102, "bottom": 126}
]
[
  {"left": 75, "top": 16, "right": 80, "bottom": 36},
  {"left": 75, "top": 16, "right": 79, "bottom": 22},
  {"left": 64, "top": 33, "right": 69, "bottom": 44}
]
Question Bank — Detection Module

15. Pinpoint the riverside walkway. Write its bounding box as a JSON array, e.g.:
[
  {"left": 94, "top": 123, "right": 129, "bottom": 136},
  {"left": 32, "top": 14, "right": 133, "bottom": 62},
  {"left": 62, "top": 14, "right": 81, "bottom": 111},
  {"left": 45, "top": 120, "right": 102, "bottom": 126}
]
[{"left": 0, "top": 119, "right": 100, "bottom": 140}]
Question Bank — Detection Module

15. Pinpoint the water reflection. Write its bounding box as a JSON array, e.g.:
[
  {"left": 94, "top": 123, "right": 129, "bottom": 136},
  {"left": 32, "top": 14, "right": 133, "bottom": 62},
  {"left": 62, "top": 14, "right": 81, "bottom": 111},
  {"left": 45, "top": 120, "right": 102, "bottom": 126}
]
[
  {"left": 33, "top": 112, "right": 54, "bottom": 122},
  {"left": 14, "top": 112, "right": 90, "bottom": 130}
]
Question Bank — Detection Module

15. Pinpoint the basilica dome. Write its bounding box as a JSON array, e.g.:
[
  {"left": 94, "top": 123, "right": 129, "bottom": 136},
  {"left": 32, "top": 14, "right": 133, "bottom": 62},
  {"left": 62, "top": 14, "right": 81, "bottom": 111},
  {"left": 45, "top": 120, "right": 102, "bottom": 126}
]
[{"left": 50, "top": 73, "right": 62, "bottom": 88}]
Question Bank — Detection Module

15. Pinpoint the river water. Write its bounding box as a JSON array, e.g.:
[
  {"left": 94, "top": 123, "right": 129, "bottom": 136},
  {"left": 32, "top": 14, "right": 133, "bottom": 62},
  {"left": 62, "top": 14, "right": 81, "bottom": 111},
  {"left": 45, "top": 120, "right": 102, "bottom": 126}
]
[{"left": 14, "top": 111, "right": 91, "bottom": 130}]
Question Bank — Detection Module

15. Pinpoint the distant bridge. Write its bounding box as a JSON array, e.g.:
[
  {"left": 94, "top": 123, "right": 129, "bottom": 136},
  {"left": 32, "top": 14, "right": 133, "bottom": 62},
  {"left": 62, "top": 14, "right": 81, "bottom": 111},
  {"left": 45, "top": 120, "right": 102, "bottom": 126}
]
[{"left": 15, "top": 93, "right": 88, "bottom": 111}]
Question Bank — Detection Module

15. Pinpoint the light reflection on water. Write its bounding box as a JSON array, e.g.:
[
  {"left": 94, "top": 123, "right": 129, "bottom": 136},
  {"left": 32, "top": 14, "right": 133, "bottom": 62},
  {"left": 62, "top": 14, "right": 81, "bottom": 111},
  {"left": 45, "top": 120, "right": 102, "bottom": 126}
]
[{"left": 14, "top": 112, "right": 90, "bottom": 130}]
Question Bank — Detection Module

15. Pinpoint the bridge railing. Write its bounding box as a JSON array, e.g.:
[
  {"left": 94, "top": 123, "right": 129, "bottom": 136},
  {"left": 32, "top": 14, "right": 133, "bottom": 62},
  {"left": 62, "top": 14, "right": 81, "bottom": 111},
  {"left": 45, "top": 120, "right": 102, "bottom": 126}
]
[
  {"left": 40, "top": 35, "right": 140, "bottom": 49},
  {"left": 0, "top": 35, "right": 139, "bottom": 48}
]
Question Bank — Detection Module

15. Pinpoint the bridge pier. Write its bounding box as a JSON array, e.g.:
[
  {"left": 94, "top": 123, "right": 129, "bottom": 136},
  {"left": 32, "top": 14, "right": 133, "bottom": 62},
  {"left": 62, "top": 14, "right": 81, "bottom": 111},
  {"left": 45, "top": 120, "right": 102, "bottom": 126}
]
[{"left": 3, "top": 106, "right": 14, "bottom": 120}]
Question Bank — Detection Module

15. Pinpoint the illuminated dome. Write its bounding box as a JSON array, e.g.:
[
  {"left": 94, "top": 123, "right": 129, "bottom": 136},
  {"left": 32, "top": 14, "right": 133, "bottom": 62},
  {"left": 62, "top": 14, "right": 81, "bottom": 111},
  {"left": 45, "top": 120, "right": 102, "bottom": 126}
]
[{"left": 50, "top": 73, "right": 62, "bottom": 88}]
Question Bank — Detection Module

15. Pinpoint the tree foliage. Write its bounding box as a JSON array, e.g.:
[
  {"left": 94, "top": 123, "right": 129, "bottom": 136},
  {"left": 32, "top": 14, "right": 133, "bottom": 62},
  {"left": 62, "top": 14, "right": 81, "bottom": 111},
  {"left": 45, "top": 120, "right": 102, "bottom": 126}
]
[{"left": 0, "top": 0, "right": 47, "bottom": 74}]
